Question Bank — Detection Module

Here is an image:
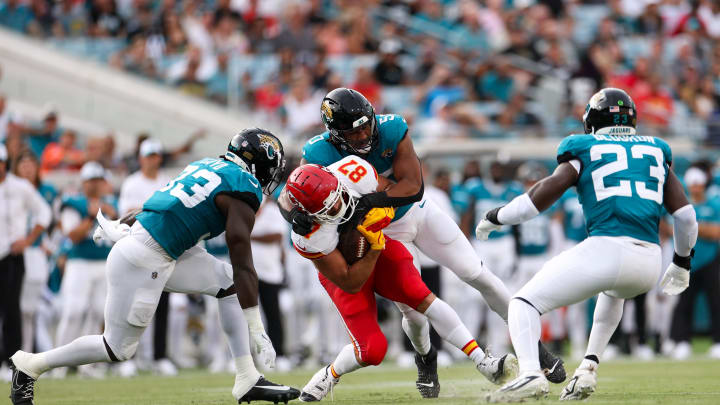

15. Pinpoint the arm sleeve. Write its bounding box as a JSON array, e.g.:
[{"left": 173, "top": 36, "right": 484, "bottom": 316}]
[
  {"left": 24, "top": 181, "right": 51, "bottom": 228},
  {"left": 672, "top": 204, "right": 697, "bottom": 257}
]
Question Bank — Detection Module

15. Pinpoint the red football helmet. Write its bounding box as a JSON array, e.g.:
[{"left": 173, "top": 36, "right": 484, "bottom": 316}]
[{"left": 284, "top": 164, "right": 357, "bottom": 224}]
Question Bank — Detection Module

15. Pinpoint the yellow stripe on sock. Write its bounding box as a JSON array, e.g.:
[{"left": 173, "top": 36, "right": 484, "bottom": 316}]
[
  {"left": 330, "top": 365, "right": 340, "bottom": 378},
  {"left": 462, "top": 340, "right": 479, "bottom": 356}
]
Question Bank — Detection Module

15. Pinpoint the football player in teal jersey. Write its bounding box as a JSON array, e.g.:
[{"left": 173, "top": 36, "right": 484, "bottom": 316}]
[
  {"left": 292, "top": 88, "right": 565, "bottom": 397},
  {"left": 9, "top": 129, "right": 301, "bottom": 405},
  {"left": 476, "top": 88, "right": 698, "bottom": 402}
]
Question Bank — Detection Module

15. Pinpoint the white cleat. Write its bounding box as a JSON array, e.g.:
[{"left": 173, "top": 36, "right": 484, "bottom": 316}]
[
  {"left": 486, "top": 371, "right": 549, "bottom": 403},
  {"left": 478, "top": 353, "right": 519, "bottom": 385},
  {"left": 153, "top": 359, "right": 178, "bottom": 376},
  {"left": 300, "top": 365, "right": 339, "bottom": 402},
  {"left": 559, "top": 367, "right": 597, "bottom": 401}
]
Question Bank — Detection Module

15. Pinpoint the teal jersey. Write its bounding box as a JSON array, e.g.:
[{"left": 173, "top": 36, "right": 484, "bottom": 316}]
[
  {"left": 302, "top": 114, "right": 412, "bottom": 221},
  {"left": 463, "top": 178, "right": 523, "bottom": 240},
  {"left": 137, "top": 158, "right": 262, "bottom": 260},
  {"left": 61, "top": 194, "right": 117, "bottom": 260},
  {"left": 690, "top": 196, "right": 720, "bottom": 270},
  {"left": 517, "top": 207, "right": 555, "bottom": 255},
  {"left": 558, "top": 188, "right": 587, "bottom": 242},
  {"left": 205, "top": 233, "right": 229, "bottom": 257},
  {"left": 557, "top": 134, "right": 672, "bottom": 244}
]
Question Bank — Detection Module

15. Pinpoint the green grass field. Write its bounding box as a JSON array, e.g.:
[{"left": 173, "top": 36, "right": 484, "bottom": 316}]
[{"left": 8, "top": 357, "right": 720, "bottom": 405}]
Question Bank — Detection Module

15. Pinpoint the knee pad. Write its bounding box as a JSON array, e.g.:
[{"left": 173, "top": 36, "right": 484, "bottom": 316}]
[{"left": 359, "top": 332, "right": 388, "bottom": 366}]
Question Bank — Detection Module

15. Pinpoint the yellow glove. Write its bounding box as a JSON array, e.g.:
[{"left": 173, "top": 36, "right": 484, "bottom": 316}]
[
  {"left": 356, "top": 224, "right": 386, "bottom": 250},
  {"left": 362, "top": 207, "right": 395, "bottom": 233}
]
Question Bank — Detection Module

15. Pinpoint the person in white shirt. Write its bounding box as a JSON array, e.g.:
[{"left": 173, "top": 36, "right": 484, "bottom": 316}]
[
  {"left": 117, "top": 138, "right": 177, "bottom": 376},
  {"left": 0, "top": 144, "right": 51, "bottom": 377},
  {"left": 251, "top": 199, "right": 288, "bottom": 369},
  {"left": 118, "top": 139, "right": 171, "bottom": 216}
]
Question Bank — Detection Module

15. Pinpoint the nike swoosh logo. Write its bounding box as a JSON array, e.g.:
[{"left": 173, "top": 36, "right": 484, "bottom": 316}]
[
  {"left": 12, "top": 371, "right": 21, "bottom": 391},
  {"left": 565, "top": 376, "right": 579, "bottom": 394},
  {"left": 545, "top": 360, "right": 560, "bottom": 374},
  {"left": 248, "top": 178, "right": 260, "bottom": 188},
  {"left": 417, "top": 382, "right": 434, "bottom": 388},
  {"left": 255, "top": 385, "right": 293, "bottom": 391},
  {"left": 501, "top": 375, "right": 539, "bottom": 392},
  {"left": 419, "top": 201, "right": 426, "bottom": 208}
]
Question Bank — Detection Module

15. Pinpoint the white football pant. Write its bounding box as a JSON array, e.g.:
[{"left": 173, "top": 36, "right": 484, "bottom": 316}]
[{"left": 22, "top": 246, "right": 50, "bottom": 351}]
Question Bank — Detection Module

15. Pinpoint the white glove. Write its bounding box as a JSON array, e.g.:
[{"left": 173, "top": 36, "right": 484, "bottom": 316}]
[
  {"left": 244, "top": 306, "right": 276, "bottom": 370},
  {"left": 475, "top": 218, "right": 502, "bottom": 241},
  {"left": 659, "top": 262, "right": 690, "bottom": 295},
  {"left": 93, "top": 209, "right": 130, "bottom": 245}
]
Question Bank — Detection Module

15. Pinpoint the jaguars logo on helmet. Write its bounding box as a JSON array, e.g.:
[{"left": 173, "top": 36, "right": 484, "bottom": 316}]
[{"left": 224, "top": 128, "right": 286, "bottom": 195}]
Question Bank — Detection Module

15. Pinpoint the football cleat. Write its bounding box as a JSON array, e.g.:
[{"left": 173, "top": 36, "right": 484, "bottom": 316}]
[
  {"left": 477, "top": 353, "right": 518, "bottom": 385},
  {"left": 486, "top": 371, "right": 549, "bottom": 403},
  {"left": 559, "top": 366, "right": 597, "bottom": 401},
  {"left": 9, "top": 360, "right": 36, "bottom": 405},
  {"left": 415, "top": 346, "right": 440, "bottom": 398},
  {"left": 539, "top": 342, "right": 566, "bottom": 383},
  {"left": 300, "top": 365, "right": 339, "bottom": 402},
  {"left": 238, "top": 376, "right": 300, "bottom": 404}
]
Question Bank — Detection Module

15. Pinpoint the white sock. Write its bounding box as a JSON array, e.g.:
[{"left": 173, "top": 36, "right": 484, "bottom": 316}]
[
  {"left": 218, "top": 295, "right": 251, "bottom": 357},
  {"left": 232, "top": 355, "right": 262, "bottom": 400},
  {"left": 424, "top": 298, "right": 485, "bottom": 364},
  {"left": 508, "top": 299, "right": 541, "bottom": 372},
  {"left": 400, "top": 309, "right": 431, "bottom": 356},
  {"left": 586, "top": 294, "right": 624, "bottom": 360},
  {"left": 330, "top": 344, "right": 362, "bottom": 377},
  {"left": 38, "top": 335, "right": 111, "bottom": 375},
  {"left": 579, "top": 357, "right": 599, "bottom": 372}
]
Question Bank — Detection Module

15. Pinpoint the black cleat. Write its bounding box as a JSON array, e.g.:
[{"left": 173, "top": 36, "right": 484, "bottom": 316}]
[
  {"left": 538, "top": 342, "right": 566, "bottom": 384},
  {"left": 239, "top": 376, "right": 301, "bottom": 404},
  {"left": 414, "top": 347, "right": 440, "bottom": 398},
  {"left": 9, "top": 360, "right": 36, "bottom": 405}
]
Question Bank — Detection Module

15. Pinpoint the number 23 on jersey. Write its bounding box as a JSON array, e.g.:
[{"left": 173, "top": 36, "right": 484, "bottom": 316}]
[{"left": 590, "top": 144, "right": 665, "bottom": 204}]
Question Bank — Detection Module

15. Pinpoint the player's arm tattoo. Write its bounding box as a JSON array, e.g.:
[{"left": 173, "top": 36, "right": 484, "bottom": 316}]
[
  {"left": 526, "top": 162, "right": 579, "bottom": 212},
  {"left": 216, "top": 194, "right": 259, "bottom": 309}
]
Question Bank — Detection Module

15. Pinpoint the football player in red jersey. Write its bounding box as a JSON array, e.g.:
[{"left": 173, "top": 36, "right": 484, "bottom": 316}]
[{"left": 280, "top": 159, "right": 518, "bottom": 402}]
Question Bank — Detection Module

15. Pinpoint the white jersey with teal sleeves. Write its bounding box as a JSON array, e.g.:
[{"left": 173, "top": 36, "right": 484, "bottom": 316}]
[
  {"left": 464, "top": 178, "right": 523, "bottom": 240},
  {"left": 556, "top": 134, "right": 672, "bottom": 244},
  {"left": 136, "top": 158, "right": 263, "bottom": 259},
  {"left": 558, "top": 188, "right": 587, "bottom": 242},
  {"left": 302, "top": 114, "right": 411, "bottom": 221}
]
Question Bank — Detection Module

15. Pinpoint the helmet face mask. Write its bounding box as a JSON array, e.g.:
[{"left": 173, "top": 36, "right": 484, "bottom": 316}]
[
  {"left": 322, "top": 88, "right": 378, "bottom": 155},
  {"left": 285, "top": 165, "right": 357, "bottom": 226}
]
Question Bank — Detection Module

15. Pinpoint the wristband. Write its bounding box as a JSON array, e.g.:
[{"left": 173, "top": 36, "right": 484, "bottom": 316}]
[
  {"left": 485, "top": 207, "right": 503, "bottom": 225},
  {"left": 243, "top": 306, "right": 265, "bottom": 332},
  {"left": 672, "top": 249, "right": 694, "bottom": 270}
]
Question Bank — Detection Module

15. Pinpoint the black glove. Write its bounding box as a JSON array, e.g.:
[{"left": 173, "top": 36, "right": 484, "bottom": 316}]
[{"left": 285, "top": 207, "right": 314, "bottom": 236}]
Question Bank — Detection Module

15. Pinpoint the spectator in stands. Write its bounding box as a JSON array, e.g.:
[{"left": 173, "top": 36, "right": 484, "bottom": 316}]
[
  {"left": 345, "top": 8, "right": 378, "bottom": 54},
  {"left": 351, "top": 66, "right": 382, "bottom": 108},
  {"left": 89, "top": 0, "right": 125, "bottom": 37},
  {"left": 274, "top": 4, "right": 317, "bottom": 57},
  {"left": 495, "top": 93, "right": 541, "bottom": 134},
  {"left": 636, "top": 73, "right": 674, "bottom": 133},
  {"left": 0, "top": 143, "right": 51, "bottom": 377},
  {"left": 51, "top": 0, "right": 88, "bottom": 37},
  {"left": 281, "top": 71, "right": 324, "bottom": 140},
  {"left": 374, "top": 39, "right": 405, "bottom": 86},
  {"left": 212, "top": 13, "right": 248, "bottom": 55},
  {"left": 315, "top": 20, "right": 348, "bottom": 55},
  {"left": 474, "top": 59, "right": 514, "bottom": 102},
  {"left": 40, "top": 129, "right": 85, "bottom": 174},
  {"left": 121, "top": 130, "right": 206, "bottom": 173},
  {"left": 206, "top": 52, "right": 231, "bottom": 105},
  {"left": 27, "top": 0, "right": 54, "bottom": 37},
  {"left": 110, "top": 36, "right": 157, "bottom": 78},
  {"left": 0, "top": 0, "right": 34, "bottom": 33},
  {"left": 24, "top": 106, "right": 62, "bottom": 158}
]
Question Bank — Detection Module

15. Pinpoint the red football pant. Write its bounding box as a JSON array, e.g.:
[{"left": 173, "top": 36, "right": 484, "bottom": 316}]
[{"left": 319, "top": 238, "right": 431, "bottom": 366}]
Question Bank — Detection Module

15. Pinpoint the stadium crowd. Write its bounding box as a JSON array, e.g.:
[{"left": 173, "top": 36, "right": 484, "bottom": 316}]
[
  {"left": 2, "top": 0, "right": 720, "bottom": 141},
  {"left": 1, "top": 0, "right": 720, "bottom": 382}
]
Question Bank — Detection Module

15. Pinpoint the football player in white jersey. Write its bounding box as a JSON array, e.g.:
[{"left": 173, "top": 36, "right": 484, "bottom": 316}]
[{"left": 280, "top": 156, "right": 518, "bottom": 401}]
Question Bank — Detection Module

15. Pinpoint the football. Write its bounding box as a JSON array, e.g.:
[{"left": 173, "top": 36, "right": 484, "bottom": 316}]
[{"left": 337, "top": 227, "right": 369, "bottom": 265}]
